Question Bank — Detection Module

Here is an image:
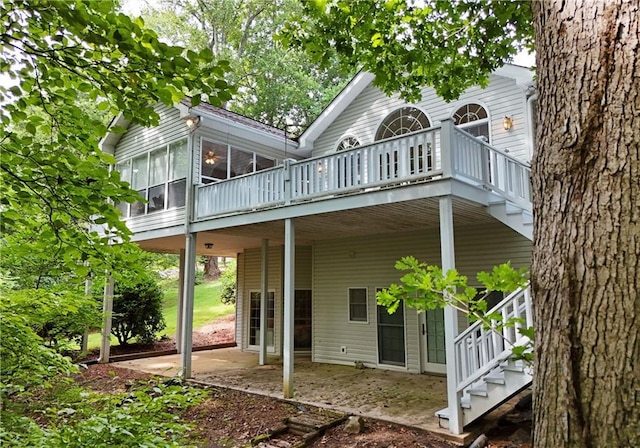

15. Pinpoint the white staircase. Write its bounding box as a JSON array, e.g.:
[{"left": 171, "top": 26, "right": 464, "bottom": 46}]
[
  {"left": 488, "top": 198, "right": 533, "bottom": 241},
  {"left": 436, "top": 286, "right": 533, "bottom": 429}
]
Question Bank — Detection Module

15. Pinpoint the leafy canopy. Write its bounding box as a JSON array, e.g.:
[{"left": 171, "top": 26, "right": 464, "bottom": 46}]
[
  {"left": 1, "top": 0, "right": 234, "bottom": 273},
  {"left": 141, "top": 0, "right": 352, "bottom": 132},
  {"left": 280, "top": 0, "right": 534, "bottom": 102}
]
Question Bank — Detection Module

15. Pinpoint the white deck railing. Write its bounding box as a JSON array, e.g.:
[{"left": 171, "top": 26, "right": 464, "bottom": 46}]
[
  {"left": 194, "top": 120, "right": 532, "bottom": 219},
  {"left": 451, "top": 126, "right": 532, "bottom": 211},
  {"left": 453, "top": 285, "right": 533, "bottom": 393}
]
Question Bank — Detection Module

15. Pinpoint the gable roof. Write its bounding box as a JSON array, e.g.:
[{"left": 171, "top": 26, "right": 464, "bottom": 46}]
[{"left": 297, "top": 64, "right": 534, "bottom": 150}]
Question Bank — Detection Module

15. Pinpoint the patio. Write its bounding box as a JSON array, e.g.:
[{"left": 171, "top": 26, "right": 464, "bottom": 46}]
[{"left": 113, "top": 347, "right": 464, "bottom": 439}]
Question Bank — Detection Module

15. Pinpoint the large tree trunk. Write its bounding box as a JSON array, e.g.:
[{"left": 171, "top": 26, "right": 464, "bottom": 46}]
[
  {"left": 531, "top": 2, "right": 639, "bottom": 447},
  {"left": 203, "top": 256, "right": 221, "bottom": 281}
]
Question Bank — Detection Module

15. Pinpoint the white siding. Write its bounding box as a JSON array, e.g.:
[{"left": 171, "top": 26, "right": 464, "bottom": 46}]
[
  {"left": 238, "top": 245, "right": 313, "bottom": 353},
  {"left": 235, "top": 252, "right": 245, "bottom": 345},
  {"left": 312, "top": 222, "right": 531, "bottom": 372},
  {"left": 113, "top": 105, "right": 189, "bottom": 235},
  {"left": 123, "top": 209, "right": 185, "bottom": 234},
  {"left": 313, "top": 74, "right": 530, "bottom": 163},
  {"left": 240, "top": 246, "right": 282, "bottom": 352},
  {"left": 114, "top": 105, "right": 188, "bottom": 161}
]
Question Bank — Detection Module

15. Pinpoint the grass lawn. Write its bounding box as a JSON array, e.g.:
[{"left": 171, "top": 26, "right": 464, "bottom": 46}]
[{"left": 87, "top": 279, "right": 234, "bottom": 349}]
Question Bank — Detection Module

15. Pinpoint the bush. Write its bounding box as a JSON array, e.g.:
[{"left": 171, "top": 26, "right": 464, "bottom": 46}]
[
  {"left": 5, "top": 288, "right": 101, "bottom": 351},
  {"left": 219, "top": 261, "right": 237, "bottom": 305},
  {"left": 112, "top": 276, "right": 166, "bottom": 345},
  {"left": 0, "top": 294, "right": 78, "bottom": 396}
]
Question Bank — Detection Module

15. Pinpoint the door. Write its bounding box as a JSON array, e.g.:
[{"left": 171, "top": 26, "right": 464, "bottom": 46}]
[
  {"left": 377, "top": 303, "right": 406, "bottom": 366},
  {"left": 294, "top": 290, "right": 312, "bottom": 351},
  {"left": 248, "top": 291, "right": 275, "bottom": 350},
  {"left": 420, "top": 309, "right": 447, "bottom": 374}
]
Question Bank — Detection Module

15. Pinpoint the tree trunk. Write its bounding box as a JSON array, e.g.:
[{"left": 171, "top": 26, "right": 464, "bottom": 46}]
[
  {"left": 203, "top": 256, "right": 221, "bottom": 281},
  {"left": 531, "top": 2, "right": 639, "bottom": 447}
]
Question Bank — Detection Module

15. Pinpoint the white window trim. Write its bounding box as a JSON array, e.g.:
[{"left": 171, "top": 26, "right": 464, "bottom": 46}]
[
  {"left": 116, "top": 137, "right": 188, "bottom": 218},
  {"left": 375, "top": 287, "right": 408, "bottom": 369},
  {"left": 374, "top": 106, "right": 433, "bottom": 142},
  {"left": 449, "top": 100, "right": 492, "bottom": 143},
  {"left": 335, "top": 134, "right": 361, "bottom": 152},
  {"left": 247, "top": 289, "right": 277, "bottom": 353},
  {"left": 348, "top": 287, "right": 369, "bottom": 324}
]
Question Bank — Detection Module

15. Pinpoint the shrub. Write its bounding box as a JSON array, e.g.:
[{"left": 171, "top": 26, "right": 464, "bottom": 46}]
[
  {"left": 112, "top": 276, "right": 166, "bottom": 345},
  {"left": 219, "top": 261, "right": 237, "bottom": 305},
  {"left": 0, "top": 294, "right": 77, "bottom": 396}
]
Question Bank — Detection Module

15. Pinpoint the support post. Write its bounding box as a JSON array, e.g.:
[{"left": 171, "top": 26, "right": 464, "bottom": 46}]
[
  {"left": 440, "top": 118, "right": 455, "bottom": 178},
  {"left": 180, "top": 233, "right": 197, "bottom": 378},
  {"left": 98, "top": 276, "right": 114, "bottom": 364},
  {"left": 283, "top": 219, "right": 295, "bottom": 398},
  {"left": 259, "top": 239, "right": 269, "bottom": 365},
  {"left": 176, "top": 248, "right": 186, "bottom": 354},
  {"left": 440, "top": 196, "right": 463, "bottom": 434},
  {"left": 80, "top": 277, "right": 93, "bottom": 353}
]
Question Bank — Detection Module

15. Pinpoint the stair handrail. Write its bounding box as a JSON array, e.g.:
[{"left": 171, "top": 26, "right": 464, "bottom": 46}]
[{"left": 454, "top": 284, "right": 533, "bottom": 392}]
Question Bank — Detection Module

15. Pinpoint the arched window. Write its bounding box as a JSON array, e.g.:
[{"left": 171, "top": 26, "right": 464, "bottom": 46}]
[
  {"left": 375, "top": 107, "right": 431, "bottom": 141},
  {"left": 336, "top": 136, "right": 360, "bottom": 152},
  {"left": 452, "top": 103, "right": 490, "bottom": 142}
]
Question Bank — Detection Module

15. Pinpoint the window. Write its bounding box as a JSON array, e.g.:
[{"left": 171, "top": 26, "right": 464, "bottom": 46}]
[
  {"left": 200, "top": 139, "right": 276, "bottom": 184},
  {"left": 249, "top": 291, "right": 275, "bottom": 347},
  {"left": 336, "top": 136, "right": 360, "bottom": 152},
  {"left": 452, "top": 103, "right": 490, "bottom": 142},
  {"left": 375, "top": 107, "right": 431, "bottom": 141},
  {"left": 115, "top": 138, "right": 188, "bottom": 218},
  {"left": 348, "top": 288, "right": 368, "bottom": 322},
  {"left": 375, "top": 107, "right": 432, "bottom": 178}
]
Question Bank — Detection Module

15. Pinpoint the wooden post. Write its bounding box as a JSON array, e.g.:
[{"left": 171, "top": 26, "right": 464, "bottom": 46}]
[
  {"left": 176, "top": 248, "right": 186, "bottom": 354},
  {"left": 98, "top": 275, "right": 114, "bottom": 364},
  {"left": 180, "top": 233, "right": 197, "bottom": 378},
  {"left": 259, "top": 239, "right": 269, "bottom": 365},
  {"left": 80, "top": 277, "right": 93, "bottom": 353},
  {"left": 440, "top": 196, "right": 463, "bottom": 434},
  {"left": 283, "top": 219, "right": 295, "bottom": 398}
]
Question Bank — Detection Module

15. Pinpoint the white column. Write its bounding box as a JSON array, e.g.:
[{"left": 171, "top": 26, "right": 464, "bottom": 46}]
[
  {"left": 176, "top": 248, "right": 186, "bottom": 354},
  {"left": 180, "top": 233, "right": 197, "bottom": 378},
  {"left": 259, "top": 239, "right": 269, "bottom": 365},
  {"left": 440, "top": 196, "right": 462, "bottom": 434},
  {"left": 283, "top": 219, "right": 295, "bottom": 398},
  {"left": 98, "top": 276, "right": 114, "bottom": 364},
  {"left": 80, "top": 277, "right": 93, "bottom": 352},
  {"left": 440, "top": 118, "right": 455, "bottom": 178}
]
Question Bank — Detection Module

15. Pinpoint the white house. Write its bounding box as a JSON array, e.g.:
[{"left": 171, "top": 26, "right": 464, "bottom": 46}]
[{"left": 100, "top": 64, "right": 536, "bottom": 434}]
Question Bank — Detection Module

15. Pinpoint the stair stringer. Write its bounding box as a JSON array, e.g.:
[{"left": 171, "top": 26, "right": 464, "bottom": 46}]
[
  {"left": 460, "top": 361, "right": 532, "bottom": 425},
  {"left": 487, "top": 197, "right": 533, "bottom": 241}
]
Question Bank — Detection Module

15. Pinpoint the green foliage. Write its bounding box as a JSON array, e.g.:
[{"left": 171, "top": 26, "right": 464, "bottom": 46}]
[
  {"left": 377, "top": 257, "right": 532, "bottom": 359},
  {"left": 5, "top": 288, "right": 101, "bottom": 351},
  {"left": 219, "top": 261, "right": 237, "bottom": 305},
  {"left": 112, "top": 275, "right": 166, "bottom": 345},
  {"left": 0, "top": 301, "right": 77, "bottom": 396},
  {"left": 280, "top": 0, "right": 534, "bottom": 102},
  {"left": 0, "top": 376, "right": 205, "bottom": 448},
  {"left": 1, "top": 0, "right": 235, "bottom": 275},
  {"left": 141, "top": 0, "right": 352, "bottom": 132}
]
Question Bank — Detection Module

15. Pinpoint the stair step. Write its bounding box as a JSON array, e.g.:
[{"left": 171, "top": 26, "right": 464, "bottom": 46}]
[
  {"left": 483, "top": 372, "right": 506, "bottom": 384},
  {"left": 501, "top": 361, "right": 525, "bottom": 372},
  {"left": 467, "top": 384, "right": 488, "bottom": 397}
]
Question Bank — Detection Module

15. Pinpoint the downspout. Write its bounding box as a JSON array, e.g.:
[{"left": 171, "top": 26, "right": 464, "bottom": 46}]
[
  {"left": 526, "top": 94, "right": 537, "bottom": 159},
  {"left": 179, "top": 113, "right": 200, "bottom": 377}
]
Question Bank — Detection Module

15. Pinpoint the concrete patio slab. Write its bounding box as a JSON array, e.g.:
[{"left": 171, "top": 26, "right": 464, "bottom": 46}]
[{"left": 114, "top": 347, "right": 477, "bottom": 445}]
